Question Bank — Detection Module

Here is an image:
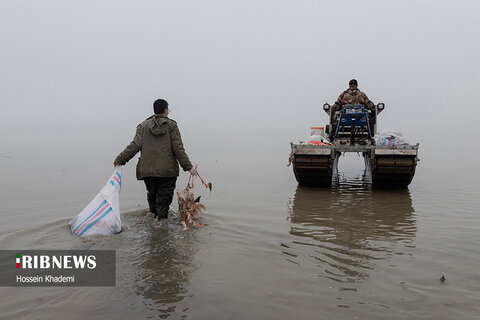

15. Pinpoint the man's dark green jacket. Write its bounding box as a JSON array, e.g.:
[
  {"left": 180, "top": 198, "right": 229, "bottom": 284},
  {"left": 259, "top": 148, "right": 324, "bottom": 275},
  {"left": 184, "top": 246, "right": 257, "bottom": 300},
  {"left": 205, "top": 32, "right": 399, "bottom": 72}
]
[{"left": 115, "top": 115, "right": 193, "bottom": 179}]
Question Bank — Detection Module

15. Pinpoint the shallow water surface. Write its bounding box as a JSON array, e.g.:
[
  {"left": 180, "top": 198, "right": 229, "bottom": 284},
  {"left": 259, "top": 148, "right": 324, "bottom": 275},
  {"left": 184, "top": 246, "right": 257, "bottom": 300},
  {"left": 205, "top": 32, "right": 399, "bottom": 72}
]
[{"left": 1, "top": 151, "right": 480, "bottom": 319}]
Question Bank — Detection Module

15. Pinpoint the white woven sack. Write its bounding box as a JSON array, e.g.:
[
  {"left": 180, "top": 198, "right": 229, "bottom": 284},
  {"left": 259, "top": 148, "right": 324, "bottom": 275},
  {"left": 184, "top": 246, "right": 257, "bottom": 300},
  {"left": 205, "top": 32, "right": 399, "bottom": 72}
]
[{"left": 69, "top": 167, "right": 122, "bottom": 237}]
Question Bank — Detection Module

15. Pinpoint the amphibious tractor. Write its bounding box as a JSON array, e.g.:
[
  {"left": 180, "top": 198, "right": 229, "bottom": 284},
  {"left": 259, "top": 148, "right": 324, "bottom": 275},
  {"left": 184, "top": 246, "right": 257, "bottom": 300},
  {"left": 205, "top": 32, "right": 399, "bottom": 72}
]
[{"left": 290, "top": 103, "right": 419, "bottom": 188}]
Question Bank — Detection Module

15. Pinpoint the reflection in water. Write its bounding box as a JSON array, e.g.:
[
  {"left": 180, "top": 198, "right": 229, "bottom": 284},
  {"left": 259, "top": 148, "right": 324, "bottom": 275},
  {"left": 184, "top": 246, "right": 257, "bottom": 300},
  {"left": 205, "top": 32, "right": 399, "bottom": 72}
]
[
  {"left": 129, "top": 214, "right": 199, "bottom": 318},
  {"left": 0, "top": 211, "right": 200, "bottom": 319},
  {"left": 285, "top": 180, "right": 416, "bottom": 284}
]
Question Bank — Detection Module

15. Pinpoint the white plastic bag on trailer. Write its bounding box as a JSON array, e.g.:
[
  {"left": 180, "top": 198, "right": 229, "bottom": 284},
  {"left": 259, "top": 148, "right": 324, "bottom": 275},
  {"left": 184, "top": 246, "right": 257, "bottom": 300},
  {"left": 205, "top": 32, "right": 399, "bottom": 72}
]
[
  {"left": 374, "top": 129, "right": 410, "bottom": 146},
  {"left": 301, "top": 134, "right": 332, "bottom": 145},
  {"left": 69, "top": 166, "right": 122, "bottom": 237}
]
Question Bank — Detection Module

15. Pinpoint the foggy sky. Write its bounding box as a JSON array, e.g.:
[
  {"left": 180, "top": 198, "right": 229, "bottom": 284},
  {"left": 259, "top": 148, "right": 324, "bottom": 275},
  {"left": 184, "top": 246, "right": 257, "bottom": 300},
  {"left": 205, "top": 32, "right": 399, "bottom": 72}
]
[{"left": 1, "top": 0, "right": 479, "bottom": 164}]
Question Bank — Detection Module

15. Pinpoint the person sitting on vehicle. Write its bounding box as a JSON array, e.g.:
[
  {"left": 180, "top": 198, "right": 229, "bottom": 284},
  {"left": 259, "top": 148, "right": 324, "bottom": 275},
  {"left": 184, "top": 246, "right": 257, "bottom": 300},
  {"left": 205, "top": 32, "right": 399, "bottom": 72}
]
[{"left": 333, "top": 79, "right": 374, "bottom": 110}]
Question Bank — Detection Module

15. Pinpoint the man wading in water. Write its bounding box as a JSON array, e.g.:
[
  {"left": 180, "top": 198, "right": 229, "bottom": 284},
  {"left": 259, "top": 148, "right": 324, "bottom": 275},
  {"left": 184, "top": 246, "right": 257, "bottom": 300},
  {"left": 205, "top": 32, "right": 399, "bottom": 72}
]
[{"left": 113, "top": 99, "right": 196, "bottom": 220}]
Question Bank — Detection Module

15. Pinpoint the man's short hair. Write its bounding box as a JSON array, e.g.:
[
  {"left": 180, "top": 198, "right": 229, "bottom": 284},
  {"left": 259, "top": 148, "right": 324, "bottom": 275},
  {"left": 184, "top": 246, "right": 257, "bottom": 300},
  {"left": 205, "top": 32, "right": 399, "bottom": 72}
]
[
  {"left": 349, "top": 79, "right": 358, "bottom": 86},
  {"left": 154, "top": 99, "right": 168, "bottom": 114}
]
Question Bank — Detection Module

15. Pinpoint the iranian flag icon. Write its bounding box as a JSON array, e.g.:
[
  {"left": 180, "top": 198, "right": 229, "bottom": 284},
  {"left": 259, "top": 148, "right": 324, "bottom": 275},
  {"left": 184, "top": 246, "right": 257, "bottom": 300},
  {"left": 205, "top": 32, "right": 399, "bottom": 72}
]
[{"left": 16, "top": 253, "right": 20, "bottom": 268}]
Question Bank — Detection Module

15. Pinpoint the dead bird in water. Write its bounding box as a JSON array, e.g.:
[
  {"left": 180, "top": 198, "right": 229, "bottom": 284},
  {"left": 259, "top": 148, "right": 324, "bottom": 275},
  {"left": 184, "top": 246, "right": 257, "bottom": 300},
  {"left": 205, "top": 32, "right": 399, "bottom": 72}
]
[{"left": 177, "top": 185, "right": 206, "bottom": 230}]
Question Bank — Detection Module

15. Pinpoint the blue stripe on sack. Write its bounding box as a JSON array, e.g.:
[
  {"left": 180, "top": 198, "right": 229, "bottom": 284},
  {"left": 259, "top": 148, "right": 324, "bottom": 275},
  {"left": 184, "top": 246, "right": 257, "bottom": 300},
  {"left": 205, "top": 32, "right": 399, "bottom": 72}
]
[
  {"left": 73, "top": 200, "right": 107, "bottom": 233},
  {"left": 115, "top": 172, "right": 122, "bottom": 186},
  {"left": 78, "top": 207, "right": 113, "bottom": 237},
  {"left": 110, "top": 180, "right": 115, "bottom": 186}
]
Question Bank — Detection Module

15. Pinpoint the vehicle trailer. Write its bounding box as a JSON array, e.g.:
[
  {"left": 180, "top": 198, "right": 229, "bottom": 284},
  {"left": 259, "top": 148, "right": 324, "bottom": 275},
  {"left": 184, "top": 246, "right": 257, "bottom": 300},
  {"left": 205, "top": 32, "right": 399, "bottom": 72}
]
[
  {"left": 290, "top": 143, "right": 419, "bottom": 188},
  {"left": 290, "top": 103, "right": 419, "bottom": 188}
]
